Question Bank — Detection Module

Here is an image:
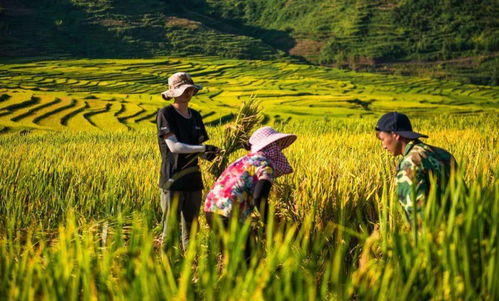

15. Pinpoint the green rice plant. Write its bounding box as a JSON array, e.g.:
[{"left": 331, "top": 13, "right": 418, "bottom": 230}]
[
  {"left": 352, "top": 172, "right": 498, "bottom": 300},
  {"left": 0, "top": 172, "right": 495, "bottom": 300}
]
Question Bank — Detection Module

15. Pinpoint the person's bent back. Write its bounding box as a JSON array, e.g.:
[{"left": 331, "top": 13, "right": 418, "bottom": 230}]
[{"left": 375, "top": 112, "right": 457, "bottom": 223}]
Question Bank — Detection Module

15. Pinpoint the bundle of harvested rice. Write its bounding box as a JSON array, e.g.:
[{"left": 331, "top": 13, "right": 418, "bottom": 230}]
[{"left": 209, "top": 97, "right": 262, "bottom": 178}]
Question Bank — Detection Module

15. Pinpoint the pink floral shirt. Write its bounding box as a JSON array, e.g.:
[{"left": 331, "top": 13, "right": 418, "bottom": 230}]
[{"left": 204, "top": 152, "right": 274, "bottom": 219}]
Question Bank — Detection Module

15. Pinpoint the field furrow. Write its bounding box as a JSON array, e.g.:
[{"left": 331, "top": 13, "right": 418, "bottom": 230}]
[
  {"left": 60, "top": 102, "right": 91, "bottom": 126},
  {"left": 87, "top": 102, "right": 128, "bottom": 130},
  {"left": 10, "top": 97, "right": 62, "bottom": 123},
  {"left": 33, "top": 98, "right": 78, "bottom": 127}
]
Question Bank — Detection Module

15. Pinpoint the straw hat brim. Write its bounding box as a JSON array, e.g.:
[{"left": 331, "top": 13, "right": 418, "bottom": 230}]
[
  {"left": 161, "top": 84, "right": 202, "bottom": 100},
  {"left": 251, "top": 133, "right": 297, "bottom": 153}
]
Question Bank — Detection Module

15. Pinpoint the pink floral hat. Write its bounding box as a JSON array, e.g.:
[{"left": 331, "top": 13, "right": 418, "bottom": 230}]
[{"left": 249, "top": 126, "right": 297, "bottom": 153}]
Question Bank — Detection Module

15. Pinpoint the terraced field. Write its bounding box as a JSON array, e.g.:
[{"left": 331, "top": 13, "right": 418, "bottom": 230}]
[{"left": 0, "top": 57, "right": 497, "bottom": 133}]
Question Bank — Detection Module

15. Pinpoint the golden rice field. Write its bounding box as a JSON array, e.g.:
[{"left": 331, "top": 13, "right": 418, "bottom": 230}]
[
  {"left": 0, "top": 58, "right": 498, "bottom": 300},
  {"left": 0, "top": 57, "right": 498, "bottom": 133}
]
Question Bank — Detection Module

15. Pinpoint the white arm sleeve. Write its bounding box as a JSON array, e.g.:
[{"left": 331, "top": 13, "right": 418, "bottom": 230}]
[{"left": 165, "top": 135, "right": 206, "bottom": 154}]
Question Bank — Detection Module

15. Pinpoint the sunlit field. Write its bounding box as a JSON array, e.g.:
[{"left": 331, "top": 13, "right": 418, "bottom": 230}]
[
  {"left": 0, "top": 58, "right": 498, "bottom": 299},
  {"left": 0, "top": 57, "right": 497, "bottom": 134}
]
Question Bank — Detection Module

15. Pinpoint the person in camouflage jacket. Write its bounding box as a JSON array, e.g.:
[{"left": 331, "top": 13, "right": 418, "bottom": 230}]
[{"left": 375, "top": 112, "right": 457, "bottom": 223}]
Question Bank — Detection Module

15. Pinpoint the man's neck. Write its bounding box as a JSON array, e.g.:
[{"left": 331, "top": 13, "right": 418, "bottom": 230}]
[
  {"left": 172, "top": 102, "right": 190, "bottom": 117},
  {"left": 400, "top": 139, "right": 415, "bottom": 156},
  {"left": 400, "top": 141, "right": 408, "bottom": 156}
]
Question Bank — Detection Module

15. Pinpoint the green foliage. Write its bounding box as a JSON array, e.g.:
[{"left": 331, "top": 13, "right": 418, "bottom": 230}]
[
  {"left": 69, "top": 0, "right": 115, "bottom": 12},
  {"left": 184, "top": 0, "right": 499, "bottom": 83},
  {"left": 189, "top": 0, "right": 498, "bottom": 62},
  {"left": 0, "top": 0, "right": 496, "bottom": 83},
  {"left": 0, "top": 0, "right": 281, "bottom": 60},
  {"left": 392, "top": 0, "right": 499, "bottom": 60}
]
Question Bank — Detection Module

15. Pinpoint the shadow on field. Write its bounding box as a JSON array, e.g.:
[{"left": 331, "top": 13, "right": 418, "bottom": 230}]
[
  {"left": 0, "top": 0, "right": 298, "bottom": 61},
  {"left": 0, "top": 0, "right": 154, "bottom": 59},
  {"left": 177, "top": 4, "right": 298, "bottom": 55}
]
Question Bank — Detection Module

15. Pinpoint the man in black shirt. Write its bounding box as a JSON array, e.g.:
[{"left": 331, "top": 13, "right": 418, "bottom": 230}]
[{"left": 157, "top": 72, "right": 219, "bottom": 251}]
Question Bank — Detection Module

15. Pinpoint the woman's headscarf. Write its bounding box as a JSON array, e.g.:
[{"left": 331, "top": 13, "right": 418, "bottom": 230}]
[{"left": 260, "top": 142, "right": 293, "bottom": 178}]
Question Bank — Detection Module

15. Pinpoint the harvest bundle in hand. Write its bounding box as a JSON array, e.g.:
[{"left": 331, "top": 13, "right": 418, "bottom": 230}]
[{"left": 209, "top": 98, "right": 262, "bottom": 178}]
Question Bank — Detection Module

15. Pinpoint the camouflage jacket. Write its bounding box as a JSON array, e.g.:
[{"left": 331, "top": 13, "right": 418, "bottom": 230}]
[{"left": 396, "top": 140, "right": 456, "bottom": 222}]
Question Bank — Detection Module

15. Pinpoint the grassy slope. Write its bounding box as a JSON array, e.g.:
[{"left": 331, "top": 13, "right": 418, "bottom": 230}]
[
  {"left": 0, "top": 0, "right": 283, "bottom": 60},
  {"left": 193, "top": 0, "right": 499, "bottom": 84},
  {"left": 0, "top": 0, "right": 497, "bottom": 84}
]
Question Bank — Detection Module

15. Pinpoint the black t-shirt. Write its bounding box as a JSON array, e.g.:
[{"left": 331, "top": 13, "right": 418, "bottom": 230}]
[{"left": 157, "top": 105, "right": 208, "bottom": 191}]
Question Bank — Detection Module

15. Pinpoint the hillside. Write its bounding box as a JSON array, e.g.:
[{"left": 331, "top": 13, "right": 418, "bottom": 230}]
[
  {"left": 0, "top": 0, "right": 497, "bottom": 84},
  {"left": 0, "top": 0, "right": 285, "bottom": 60},
  {"left": 189, "top": 0, "right": 498, "bottom": 84}
]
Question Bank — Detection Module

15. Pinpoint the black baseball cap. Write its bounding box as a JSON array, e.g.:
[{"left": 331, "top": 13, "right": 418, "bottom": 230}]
[{"left": 375, "top": 112, "right": 428, "bottom": 139}]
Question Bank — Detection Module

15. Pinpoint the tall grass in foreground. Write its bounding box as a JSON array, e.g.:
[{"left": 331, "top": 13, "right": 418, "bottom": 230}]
[
  {"left": 1, "top": 175, "right": 496, "bottom": 299},
  {"left": 0, "top": 114, "right": 498, "bottom": 299}
]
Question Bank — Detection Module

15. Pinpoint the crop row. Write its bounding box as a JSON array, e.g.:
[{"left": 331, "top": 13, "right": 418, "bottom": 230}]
[{"left": 0, "top": 94, "right": 162, "bottom": 131}]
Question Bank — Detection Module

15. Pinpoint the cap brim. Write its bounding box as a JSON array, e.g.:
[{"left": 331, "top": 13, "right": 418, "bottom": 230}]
[
  {"left": 161, "top": 84, "right": 202, "bottom": 100},
  {"left": 395, "top": 131, "right": 428, "bottom": 139}
]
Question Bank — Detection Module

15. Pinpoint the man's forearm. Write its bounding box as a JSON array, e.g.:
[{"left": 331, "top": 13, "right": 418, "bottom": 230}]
[{"left": 164, "top": 135, "right": 205, "bottom": 154}]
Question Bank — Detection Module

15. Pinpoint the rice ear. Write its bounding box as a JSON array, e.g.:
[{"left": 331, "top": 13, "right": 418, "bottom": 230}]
[{"left": 209, "top": 96, "right": 262, "bottom": 178}]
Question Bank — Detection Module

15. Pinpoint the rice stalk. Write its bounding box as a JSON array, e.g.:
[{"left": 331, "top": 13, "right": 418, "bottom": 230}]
[{"left": 208, "top": 96, "right": 262, "bottom": 178}]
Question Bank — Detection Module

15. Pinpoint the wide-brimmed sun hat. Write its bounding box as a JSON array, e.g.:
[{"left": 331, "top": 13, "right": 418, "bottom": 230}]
[
  {"left": 249, "top": 126, "right": 297, "bottom": 153},
  {"left": 161, "top": 72, "right": 202, "bottom": 100},
  {"left": 375, "top": 112, "right": 428, "bottom": 139}
]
